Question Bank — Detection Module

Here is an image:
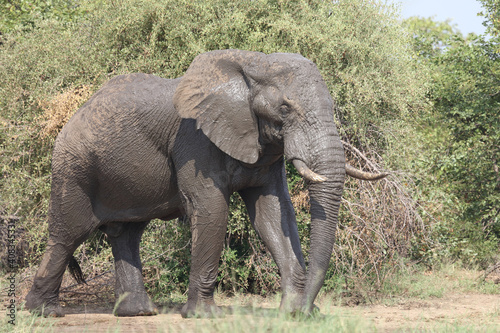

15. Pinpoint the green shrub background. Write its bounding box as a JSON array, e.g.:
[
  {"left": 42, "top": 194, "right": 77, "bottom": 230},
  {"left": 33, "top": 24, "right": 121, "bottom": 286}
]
[{"left": 1, "top": 0, "right": 498, "bottom": 302}]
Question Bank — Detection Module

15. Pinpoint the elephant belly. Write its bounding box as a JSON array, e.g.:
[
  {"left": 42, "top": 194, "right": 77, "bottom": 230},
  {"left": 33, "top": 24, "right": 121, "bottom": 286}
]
[
  {"left": 94, "top": 191, "right": 183, "bottom": 223},
  {"left": 93, "top": 154, "right": 182, "bottom": 223}
]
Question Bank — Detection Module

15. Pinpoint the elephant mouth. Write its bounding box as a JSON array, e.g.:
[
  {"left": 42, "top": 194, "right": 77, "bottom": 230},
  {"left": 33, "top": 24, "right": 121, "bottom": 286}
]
[{"left": 292, "top": 159, "right": 328, "bottom": 183}]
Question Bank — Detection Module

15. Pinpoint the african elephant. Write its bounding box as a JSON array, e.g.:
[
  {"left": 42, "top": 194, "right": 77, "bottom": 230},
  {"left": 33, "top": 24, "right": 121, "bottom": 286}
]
[{"left": 25, "top": 49, "right": 386, "bottom": 318}]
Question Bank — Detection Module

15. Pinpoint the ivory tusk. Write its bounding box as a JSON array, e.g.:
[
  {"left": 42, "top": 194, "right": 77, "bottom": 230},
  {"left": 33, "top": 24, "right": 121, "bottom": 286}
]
[
  {"left": 345, "top": 164, "right": 388, "bottom": 181},
  {"left": 292, "top": 159, "right": 328, "bottom": 183}
]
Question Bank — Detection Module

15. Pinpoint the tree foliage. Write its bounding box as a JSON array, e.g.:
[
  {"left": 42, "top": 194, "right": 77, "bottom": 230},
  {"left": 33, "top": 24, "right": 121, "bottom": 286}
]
[
  {"left": 433, "top": 37, "right": 500, "bottom": 235},
  {"left": 0, "top": 0, "right": 82, "bottom": 35},
  {"left": 404, "top": 12, "right": 500, "bottom": 266},
  {"left": 479, "top": 0, "right": 500, "bottom": 36},
  {"left": 1, "top": 0, "right": 473, "bottom": 301},
  {"left": 404, "top": 16, "right": 462, "bottom": 58}
]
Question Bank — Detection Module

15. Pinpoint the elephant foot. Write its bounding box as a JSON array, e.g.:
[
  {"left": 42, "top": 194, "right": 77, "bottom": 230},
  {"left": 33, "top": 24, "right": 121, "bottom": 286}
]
[
  {"left": 279, "top": 292, "right": 302, "bottom": 313},
  {"left": 181, "top": 299, "right": 224, "bottom": 318},
  {"left": 113, "top": 292, "right": 158, "bottom": 317},
  {"left": 29, "top": 305, "right": 65, "bottom": 318},
  {"left": 297, "top": 303, "right": 320, "bottom": 318},
  {"left": 279, "top": 294, "right": 320, "bottom": 318},
  {"left": 25, "top": 293, "right": 65, "bottom": 317}
]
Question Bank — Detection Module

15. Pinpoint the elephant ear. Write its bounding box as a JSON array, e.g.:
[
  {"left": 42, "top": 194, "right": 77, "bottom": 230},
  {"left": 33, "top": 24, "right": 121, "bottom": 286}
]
[{"left": 173, "top": 50, "right": 263, "bottom": 164}]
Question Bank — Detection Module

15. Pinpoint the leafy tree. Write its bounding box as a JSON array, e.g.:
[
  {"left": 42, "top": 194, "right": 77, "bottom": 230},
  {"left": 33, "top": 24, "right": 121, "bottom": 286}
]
[
  {"left": 433, "top": 35, "right": 500, "bottom": 237},
  {"left": 406, "top": 12, "right": 500, "bottom": 266},
  {"left": 404, "top": 16, "right": 462, "bottom": 58},
  {"left": 0, "top": 0, "right": 82, "bottom": 35},
  {"left": 479, "top": 0, "right": 500, "bottom": 36}
]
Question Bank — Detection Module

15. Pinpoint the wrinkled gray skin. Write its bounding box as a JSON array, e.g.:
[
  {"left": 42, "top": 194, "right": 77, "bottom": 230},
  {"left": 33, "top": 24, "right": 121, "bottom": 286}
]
[{"left": 26, "top": 50, "right": 385, "bottom": 318}]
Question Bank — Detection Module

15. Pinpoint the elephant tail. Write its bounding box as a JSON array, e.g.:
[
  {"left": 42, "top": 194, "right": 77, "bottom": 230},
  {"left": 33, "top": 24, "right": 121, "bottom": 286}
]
[{"left": 68, "top": 256, "right": 86, "bottom": 284}]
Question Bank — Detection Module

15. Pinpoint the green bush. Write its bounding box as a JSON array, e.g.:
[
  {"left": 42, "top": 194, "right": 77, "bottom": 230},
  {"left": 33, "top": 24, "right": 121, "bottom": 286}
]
[
  {"left": 404, "top": 15, "right": 500, "bottom": 269},
  {"left": 0, "top": 0, "right": 83, "bottom": 35},
  {"left": 1, "top": 0, "right": 431, "bottom": 300}
]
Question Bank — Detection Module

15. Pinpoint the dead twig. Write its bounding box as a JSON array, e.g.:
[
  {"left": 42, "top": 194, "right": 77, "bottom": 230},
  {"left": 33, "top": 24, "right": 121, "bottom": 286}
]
[
  {"left": 479, "top": 261, "right": 500, "bottom": 283},
  {"left": 341, "top": 140, "right": 379, "bottom": 171}
]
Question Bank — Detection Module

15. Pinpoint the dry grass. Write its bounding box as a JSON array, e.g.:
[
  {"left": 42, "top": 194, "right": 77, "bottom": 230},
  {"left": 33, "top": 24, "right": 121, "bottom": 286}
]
[
  {"left": 37, "top": 85, "right": 93, "bottom": 138},
  {"left": 291, "top": 188, "right": 309, "bottom": 211}
]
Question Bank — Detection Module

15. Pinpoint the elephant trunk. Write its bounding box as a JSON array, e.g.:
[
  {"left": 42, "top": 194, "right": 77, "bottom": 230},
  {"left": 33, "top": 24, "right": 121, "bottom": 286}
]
[
  {"left": 285, "top": 111, "right": 346, "bottom": 312},
  {"left": 303, "top": 179, "right": 343, "bottom": 310}
]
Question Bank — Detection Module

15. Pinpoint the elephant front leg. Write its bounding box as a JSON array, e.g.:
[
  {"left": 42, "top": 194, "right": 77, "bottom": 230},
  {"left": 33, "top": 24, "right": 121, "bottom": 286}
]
[
  {"left": 181, "top": 192, "right": 229, "bottom": 318},
  {"left": 239, "top": 164, "right": 307, "bottom": 314}
]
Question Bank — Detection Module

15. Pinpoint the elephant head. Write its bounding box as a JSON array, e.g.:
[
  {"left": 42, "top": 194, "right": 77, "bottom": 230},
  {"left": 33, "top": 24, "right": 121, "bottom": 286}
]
[{"left": 174, "top": 49, "right": 384, "bottom": 311}]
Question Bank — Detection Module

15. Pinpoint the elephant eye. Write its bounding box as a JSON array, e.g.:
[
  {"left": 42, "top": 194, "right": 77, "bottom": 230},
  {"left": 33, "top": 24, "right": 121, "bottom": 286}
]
[{"left": 279, "top": 104, "right": 290, "bottom": 116}]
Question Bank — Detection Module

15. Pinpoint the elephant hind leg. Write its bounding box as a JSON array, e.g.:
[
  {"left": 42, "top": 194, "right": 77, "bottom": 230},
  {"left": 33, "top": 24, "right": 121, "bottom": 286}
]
[
  {"left": 25, "top": 185, "right": 99, "bottom": 317},
  {"left": 25, "top": 235, "right": 93, "bottom": 317},
  {"left": 101, "top": 221, "right": 157, "bottom": 317}
]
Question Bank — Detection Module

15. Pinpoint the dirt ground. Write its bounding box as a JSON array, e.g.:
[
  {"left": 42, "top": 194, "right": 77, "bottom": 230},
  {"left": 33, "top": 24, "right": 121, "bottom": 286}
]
[
  {"left": 359, "top": 293, "right": 500, "bottom": 331},
  {"left": 22, "top": 292, "right": 500, "bottom": 332}
]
